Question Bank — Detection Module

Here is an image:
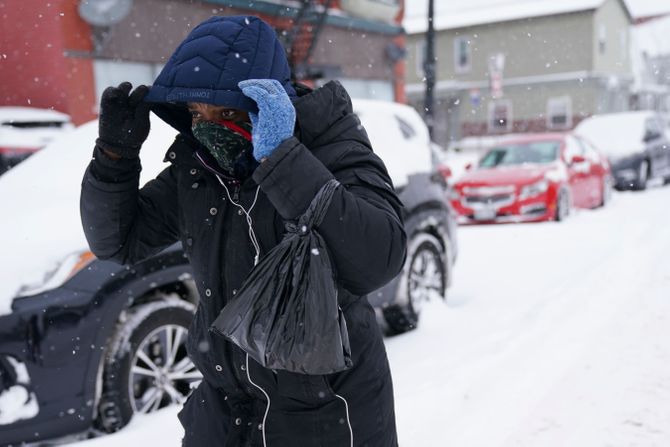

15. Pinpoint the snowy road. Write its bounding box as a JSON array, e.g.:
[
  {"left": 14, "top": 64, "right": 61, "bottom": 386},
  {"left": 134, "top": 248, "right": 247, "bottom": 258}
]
[
  {"left": 391, "top": 184, "right": 670, "bottom": 446},
  {"left": 69, "top": 185, "right": 670, "bottom": 446}
]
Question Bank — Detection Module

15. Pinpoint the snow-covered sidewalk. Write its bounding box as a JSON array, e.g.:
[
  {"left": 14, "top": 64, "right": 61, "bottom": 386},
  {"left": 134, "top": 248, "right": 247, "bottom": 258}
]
[{"left": 69, "top": 186, "right": 670, "bottom": 446}]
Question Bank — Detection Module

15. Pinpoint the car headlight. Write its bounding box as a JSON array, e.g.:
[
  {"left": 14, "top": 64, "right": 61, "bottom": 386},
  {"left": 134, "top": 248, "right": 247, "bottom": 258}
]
[
  {"left": 519, "top": 179, "right": 549, "bottom": 200},
  {"left": 16, "top": 251, "right": 96, "bottom": 297}
]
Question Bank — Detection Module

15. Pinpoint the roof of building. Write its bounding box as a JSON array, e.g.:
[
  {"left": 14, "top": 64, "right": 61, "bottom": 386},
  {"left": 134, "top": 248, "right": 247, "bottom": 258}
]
[
  {"left": 403, "top": 0, "right": 631, "bottom": 34},
  {"left": 632, "top": 14, "right": 670, "bottom": 58},
  {"left": 629, "top": 13, "right": 670, "bottom": 91},
  {"left": 625, "top": 0, "right": 670, "bottom": 21}
]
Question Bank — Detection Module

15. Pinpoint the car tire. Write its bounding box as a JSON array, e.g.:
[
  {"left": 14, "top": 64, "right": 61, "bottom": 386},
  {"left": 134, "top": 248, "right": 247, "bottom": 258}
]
[
  {"left": 383, "top": 233, "right": 446, "bottom": 335},
  {"left": 96, "top": 297, "right": 199, "bottom": 433},
  {"left": 555, "top": 188, "right": 570, "bottom": 221},
  {"left": 634, "top": 160, "right": 649, "bottom": 191}
]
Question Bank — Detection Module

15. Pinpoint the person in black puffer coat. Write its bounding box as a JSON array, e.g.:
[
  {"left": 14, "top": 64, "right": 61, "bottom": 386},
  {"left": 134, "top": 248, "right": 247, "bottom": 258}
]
[{"left": 80, "top": 15, "right": 406, "bottom": 447}]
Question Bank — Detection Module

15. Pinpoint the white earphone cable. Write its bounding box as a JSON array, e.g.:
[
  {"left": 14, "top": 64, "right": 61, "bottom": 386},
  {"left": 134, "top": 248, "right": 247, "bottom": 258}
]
[{"left": 216, "top": 175, "right": 261, "bottom": 266}]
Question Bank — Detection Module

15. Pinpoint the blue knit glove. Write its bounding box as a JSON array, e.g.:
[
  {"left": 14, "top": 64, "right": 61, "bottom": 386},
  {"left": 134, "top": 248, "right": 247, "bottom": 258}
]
[{"left": 238, "top": 79, "right": 296, "bottom": 161}]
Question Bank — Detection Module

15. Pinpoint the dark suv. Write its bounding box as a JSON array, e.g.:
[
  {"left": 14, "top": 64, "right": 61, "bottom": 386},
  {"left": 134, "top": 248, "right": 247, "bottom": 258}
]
[
  {"left": 0, "top": 100, "right": 457, "bottom": 445},
  {"left": 575, "top": 111, "right": 670, "bottom": 190}
]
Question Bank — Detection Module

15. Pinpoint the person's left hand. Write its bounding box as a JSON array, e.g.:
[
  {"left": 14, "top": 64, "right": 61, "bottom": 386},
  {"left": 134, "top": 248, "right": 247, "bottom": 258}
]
[{"left": 238, "top": 79, "right": 296, "bottom": 161}]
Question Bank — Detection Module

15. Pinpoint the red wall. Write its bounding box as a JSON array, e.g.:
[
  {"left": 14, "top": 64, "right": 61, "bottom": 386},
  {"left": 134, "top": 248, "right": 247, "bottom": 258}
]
[{"left": 0, "top": 0, "right": 96, "bottom": 124}]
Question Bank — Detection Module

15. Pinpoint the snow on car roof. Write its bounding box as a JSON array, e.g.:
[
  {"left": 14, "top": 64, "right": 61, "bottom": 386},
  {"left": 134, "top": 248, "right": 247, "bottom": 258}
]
[
  {"left": 403, "top": 0, "right": 613, "bottom": 34},
  {"left": 352, "top": 98, "right": 432, "bottom": 187},
  {"left": 0, "top": 106, "right": 71, "bottom": 124},
  {"left": 0, "top": 115, "right": 176, "bottom": 316},
  {"left": 574, "top": 111, "right": 653, "bottom": 156}
]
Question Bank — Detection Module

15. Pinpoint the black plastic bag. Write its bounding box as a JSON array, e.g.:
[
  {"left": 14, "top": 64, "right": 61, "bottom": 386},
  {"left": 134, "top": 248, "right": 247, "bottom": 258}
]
[{"left": 210, "top": 179, "right": 352, "bottom": 375}]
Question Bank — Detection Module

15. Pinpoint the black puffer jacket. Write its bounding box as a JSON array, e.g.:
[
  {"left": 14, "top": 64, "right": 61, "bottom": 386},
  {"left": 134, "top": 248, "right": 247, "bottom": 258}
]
[{"left": 80, "top": 81, "right": 406, "bottom": 446}]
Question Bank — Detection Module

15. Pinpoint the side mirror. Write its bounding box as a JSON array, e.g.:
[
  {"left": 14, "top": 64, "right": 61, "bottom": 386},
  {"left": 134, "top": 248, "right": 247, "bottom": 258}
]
[
  {"left": 437, "top": 164, "right": 452, "bottom": 179},
  {"left": 644, "top": 130, "right": 661, "bottom": 142},
  {"left": 570, "top": 154, "right": 586, "bottom": 164},
  {"left": 465, "top": 162, "right": 473, "bottom": 171}
]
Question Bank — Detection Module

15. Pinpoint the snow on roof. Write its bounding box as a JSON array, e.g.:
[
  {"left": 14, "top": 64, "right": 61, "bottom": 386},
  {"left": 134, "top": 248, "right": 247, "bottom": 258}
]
[
  {"left": 632, "top": 14, "right": 670, "bottom": 58},
  {"left": 403, "top": 0, "right": 620, "bottom": 34},
  {"left": 629, "top": 14, "right": 670, "bottom": 91},
  {"left": 0, "top": 106, "right": 70, "bottom": 124},
  {"left": 625, "top": 0, "right": 670, "bottom": 20}
]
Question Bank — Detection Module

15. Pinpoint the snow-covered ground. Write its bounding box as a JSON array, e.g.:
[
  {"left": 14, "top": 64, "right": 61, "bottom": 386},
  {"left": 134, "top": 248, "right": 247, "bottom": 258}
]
[{"left": 66, "top": 184, "right": 670, "bottom": 446}]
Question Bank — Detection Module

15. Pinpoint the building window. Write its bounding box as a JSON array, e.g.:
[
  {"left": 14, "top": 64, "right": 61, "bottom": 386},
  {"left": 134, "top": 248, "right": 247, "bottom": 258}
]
[
  {"left": 598, "top": 24, "right": 607, "bottom": 54},
  {"left": 488, "top": 100, "right": 512, "bottom": 132},
  {"left": 454, "top": 37, "right": 471, "bottom": 73},
  {"left": 416, "top": 41, "right": 426, "bottom": 77},
  {"left": 547, "top": 96, "right": 572, "bottom": 129}
]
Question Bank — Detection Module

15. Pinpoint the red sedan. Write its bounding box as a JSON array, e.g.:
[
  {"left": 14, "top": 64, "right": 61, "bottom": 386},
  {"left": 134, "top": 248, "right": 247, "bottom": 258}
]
[{"left": 449, "top": 133, "right": 612, "bottom": 223}]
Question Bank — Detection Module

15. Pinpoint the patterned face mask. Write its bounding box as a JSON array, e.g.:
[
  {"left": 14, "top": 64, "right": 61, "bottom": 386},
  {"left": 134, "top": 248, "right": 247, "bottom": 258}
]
[{"left": 191, "top": 120, "right": 253, "bottom": 175}]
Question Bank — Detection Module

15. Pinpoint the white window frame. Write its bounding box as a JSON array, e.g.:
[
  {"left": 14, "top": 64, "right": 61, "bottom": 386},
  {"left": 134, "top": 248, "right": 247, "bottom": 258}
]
[
  {"left": 454, "top": 36, "right": 472, "bottom": 73},
  {"left": 546, "top": 96, "right": 573, "bottom": 130},
  {"left": 488, "top": 99, "right": 512, "bottom": 133}
]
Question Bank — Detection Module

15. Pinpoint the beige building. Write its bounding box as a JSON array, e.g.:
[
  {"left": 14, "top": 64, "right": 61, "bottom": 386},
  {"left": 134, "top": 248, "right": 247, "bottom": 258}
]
[{"left": 404, "top": 0, "right": 634, "bottom": 146}]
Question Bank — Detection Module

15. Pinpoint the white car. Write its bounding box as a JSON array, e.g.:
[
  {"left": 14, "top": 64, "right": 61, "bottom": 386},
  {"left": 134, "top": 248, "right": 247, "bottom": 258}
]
[{"left": 0, "top": 106, "right": 73, "bottom": 174}]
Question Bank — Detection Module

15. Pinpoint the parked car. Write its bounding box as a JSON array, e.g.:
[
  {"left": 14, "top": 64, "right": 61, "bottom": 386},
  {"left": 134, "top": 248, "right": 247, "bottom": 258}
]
[
  {"left": 0, "top": 100, "right": 457, "bottom": 445},
  {"left": 0, "top": 106, "right": 73, "bottom": 174},
  {"left": 448, "top": 133, "right": 612, "bottom": 223},
  {"left": 574, "top": 111, "right": 670, "bottom": 190}
]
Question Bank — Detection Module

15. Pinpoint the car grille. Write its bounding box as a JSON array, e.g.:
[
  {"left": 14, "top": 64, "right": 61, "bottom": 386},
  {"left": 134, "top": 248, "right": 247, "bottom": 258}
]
[{"left": 464, "top": 194, "right": 514, "bottom": 207}]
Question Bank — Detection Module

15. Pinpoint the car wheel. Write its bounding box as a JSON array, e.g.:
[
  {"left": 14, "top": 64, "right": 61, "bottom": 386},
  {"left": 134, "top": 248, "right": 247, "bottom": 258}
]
[
  {"left": 634, "top": 160, "right": 649, "bottom": 191},
  {"left": 555, "top": 188, "right": 570, "bottom": 221},
  {"left": 96, "top": 297, "right": 199, "bottom": 432},
  {"left": 383, "top": 233, "right": 446, "bottom": 335}
]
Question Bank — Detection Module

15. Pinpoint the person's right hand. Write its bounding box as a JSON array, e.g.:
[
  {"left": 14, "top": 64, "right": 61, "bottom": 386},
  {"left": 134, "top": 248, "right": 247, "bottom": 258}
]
[{"left": 97, "top": 82, "right": 151, "bottom": 159}]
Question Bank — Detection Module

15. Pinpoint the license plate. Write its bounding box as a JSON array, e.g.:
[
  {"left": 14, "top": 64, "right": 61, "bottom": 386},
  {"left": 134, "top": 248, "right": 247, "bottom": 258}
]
[{"left": 474, "top": 208, "right": 497, "bottom": 220}]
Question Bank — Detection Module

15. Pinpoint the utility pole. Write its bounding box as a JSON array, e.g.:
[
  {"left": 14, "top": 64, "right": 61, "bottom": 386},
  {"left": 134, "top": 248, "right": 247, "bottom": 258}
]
[{"left": 423, "top": 0, "right": 436, "bottom": 139}]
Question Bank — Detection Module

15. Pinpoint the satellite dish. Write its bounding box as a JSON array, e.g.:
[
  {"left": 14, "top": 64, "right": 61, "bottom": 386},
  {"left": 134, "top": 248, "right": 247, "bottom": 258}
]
[{"left": 78, "top": 0, "right": 133, "bottom": 27}]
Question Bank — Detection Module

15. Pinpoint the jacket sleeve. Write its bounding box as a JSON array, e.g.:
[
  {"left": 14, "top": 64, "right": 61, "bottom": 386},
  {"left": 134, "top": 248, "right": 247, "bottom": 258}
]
[
  {"left": 252, "top": 136, "right": 407, "bottom": 295},
  {"left": 80, "top": 145, "right": 180, "bottom": 265}
]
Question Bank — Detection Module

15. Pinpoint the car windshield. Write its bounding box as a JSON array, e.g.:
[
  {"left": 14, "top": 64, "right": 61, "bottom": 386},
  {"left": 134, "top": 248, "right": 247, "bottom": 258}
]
[{"left": 479, "top": 141, "right": 560, "bottom": 168}]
